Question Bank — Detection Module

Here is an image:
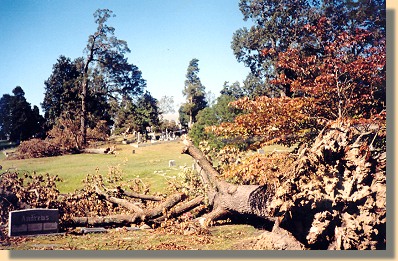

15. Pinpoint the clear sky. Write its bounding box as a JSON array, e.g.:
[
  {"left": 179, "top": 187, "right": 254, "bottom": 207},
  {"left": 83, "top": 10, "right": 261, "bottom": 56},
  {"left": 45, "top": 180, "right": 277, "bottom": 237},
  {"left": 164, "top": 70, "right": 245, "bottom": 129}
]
[{"left": 0, "top": 0, "right": 251, "bottom": 113}]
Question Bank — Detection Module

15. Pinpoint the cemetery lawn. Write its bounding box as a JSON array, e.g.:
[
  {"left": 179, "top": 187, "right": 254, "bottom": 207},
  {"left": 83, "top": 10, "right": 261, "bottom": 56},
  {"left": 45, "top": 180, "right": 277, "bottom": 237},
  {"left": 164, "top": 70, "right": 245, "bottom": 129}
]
[
  {"left": 0, "top": 141, "right": 292, "bottom": 194},
  {"left": 0, "top": 141, "right": 193, "bottom": 194}
]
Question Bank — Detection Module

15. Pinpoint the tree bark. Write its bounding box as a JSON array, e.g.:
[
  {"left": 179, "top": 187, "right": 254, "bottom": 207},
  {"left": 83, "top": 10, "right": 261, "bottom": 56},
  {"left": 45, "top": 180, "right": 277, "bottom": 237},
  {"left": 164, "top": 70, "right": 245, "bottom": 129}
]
[
  {"left": 80, "top": 35, "right": 96, "bottom": 146},
  {"left": 71, "top": 214, "right": 137, "bottom": 227},
  {"left": 95, "top": 185, "right": 144, "bottom": 214},
  {"left": 181, "top": 139, "right": 275, "bottom": 225},
  {"left": 70, "top": 190, "right": 187, "bottom": 227},
  {"left": 116, "top": 187, "right": 163, "bottom": 201},
  {"left": 152, "top": 196, "right": 204, "bottom": 224}
]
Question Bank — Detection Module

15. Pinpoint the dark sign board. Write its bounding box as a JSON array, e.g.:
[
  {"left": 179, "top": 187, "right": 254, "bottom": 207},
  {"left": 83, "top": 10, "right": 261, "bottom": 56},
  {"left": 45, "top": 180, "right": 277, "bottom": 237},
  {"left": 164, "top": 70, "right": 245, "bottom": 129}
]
[{"left": 8, "top": 208, "right": 59, "bottom": 236}]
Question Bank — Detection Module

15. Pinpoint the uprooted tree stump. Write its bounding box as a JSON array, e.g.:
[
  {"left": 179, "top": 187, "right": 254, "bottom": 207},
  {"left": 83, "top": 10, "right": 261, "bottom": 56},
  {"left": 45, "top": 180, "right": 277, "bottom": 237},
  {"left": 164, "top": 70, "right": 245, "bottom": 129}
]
[
  {"left": 180, "top": 119, "right": 386, "bottom": 249},
  {"left": 272, "top": 120, "right": 386, "bottom": 250}
]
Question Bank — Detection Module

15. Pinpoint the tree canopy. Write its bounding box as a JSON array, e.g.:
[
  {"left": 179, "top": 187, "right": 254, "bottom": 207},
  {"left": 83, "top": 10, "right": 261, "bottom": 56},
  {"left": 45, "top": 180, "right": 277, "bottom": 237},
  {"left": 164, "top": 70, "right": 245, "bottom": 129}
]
[
  {"left": 232, "top": 0, "right": 321, "bottom": 97},
  {"left": 78, "top": 8, "right": 146, "bottom": 144},
  {"left": 42, "top": 56, "right": 82, "bottom": 129}
]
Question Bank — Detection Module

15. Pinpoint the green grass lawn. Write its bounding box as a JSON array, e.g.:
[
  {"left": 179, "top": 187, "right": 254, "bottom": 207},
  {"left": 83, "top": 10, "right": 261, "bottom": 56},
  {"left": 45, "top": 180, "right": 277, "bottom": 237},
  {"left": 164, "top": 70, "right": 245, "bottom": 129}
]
[
  {"left": 1, "top": 140, "right": 288, "bottom": 250},
  {"left": 0, "top": 141, "right": 296, "bottom": 194},
  {"left": 2, "top": 224, "right": 262, "bottom": 250},
  {"left": 0, "top": 141, "right": 193, "bottom": 194}
]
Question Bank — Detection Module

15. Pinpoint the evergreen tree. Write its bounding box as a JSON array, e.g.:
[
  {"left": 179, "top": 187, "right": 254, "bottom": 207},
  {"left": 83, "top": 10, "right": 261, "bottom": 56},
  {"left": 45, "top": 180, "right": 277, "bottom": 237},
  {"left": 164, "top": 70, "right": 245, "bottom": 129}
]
[
  {"left": 113, "top": 91, "right": 160, "bottom": 134},
  {"left": 189, "top": 82, "right": 244, "bottom": 147},
  {"left": 42, "top": 56, "right": 81, "bottom": 129},
  {"left": 42, "top": 9, "right": 146, "bottom": 146},
  {"left": 135, "top": 91, "right": 160, "bottom": 132},
  {"left": 180, "top": 58, "right": 207, "bottom": 128},
  {"left": 0, "top": 87, "right": 44, "bottom": 142}
]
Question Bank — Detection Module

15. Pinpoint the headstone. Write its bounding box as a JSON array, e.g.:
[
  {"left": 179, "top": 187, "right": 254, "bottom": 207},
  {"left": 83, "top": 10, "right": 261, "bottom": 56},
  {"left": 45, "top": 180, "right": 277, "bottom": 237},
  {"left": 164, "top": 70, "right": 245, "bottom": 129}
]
[
  {"left": 139, "top": 224, "right": 152, "bottom": 230},
  {"left": 9, "top": 208, "right": 59, "bottom": 236},
  {"left": 81, "top": 227, "right": 107, "bottom": 234},
  {"left": 169, "top": 160, "right": 176, "bottom": 167},
  {"left": 126, "top": 226, "right": 141, "bottom": 231},
  {"left": 257, "top": 149, "right": 265, "bottom": 154}
]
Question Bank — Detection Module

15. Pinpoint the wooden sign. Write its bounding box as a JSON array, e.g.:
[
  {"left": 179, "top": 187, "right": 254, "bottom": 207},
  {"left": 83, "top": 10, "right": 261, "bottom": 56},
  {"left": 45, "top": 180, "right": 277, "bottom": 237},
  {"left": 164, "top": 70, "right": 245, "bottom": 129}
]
[{"left": 8, "top": 208, "right": 59, "bottom": 236}]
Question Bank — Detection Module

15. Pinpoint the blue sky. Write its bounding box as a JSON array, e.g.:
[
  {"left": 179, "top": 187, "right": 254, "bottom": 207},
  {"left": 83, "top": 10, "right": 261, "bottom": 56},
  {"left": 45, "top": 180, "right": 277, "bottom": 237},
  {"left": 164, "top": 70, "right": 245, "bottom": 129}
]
[{"left": 0, "top": 0, "right": 251, "bottom": 113}]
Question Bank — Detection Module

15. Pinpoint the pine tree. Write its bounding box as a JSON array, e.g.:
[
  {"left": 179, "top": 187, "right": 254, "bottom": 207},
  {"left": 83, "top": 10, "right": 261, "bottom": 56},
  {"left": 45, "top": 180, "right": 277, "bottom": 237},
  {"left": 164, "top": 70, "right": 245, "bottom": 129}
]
[{"left": 180, "top": 58, "right": 207, "bottom": 128}]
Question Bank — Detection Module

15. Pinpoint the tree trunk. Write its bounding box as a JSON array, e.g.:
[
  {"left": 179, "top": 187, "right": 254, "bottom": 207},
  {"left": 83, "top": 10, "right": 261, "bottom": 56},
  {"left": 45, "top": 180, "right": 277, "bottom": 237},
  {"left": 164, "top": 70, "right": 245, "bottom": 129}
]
[
  {"left": 181, "top": 139, "right": 275, "bottom": 226},
  {"left": 80, "top": 80, "right": 87, "bottom": 146},
  {"left": 80, "top": 36, "right": 96, "bottom": 147},
  {"left": 69, "top": 187, "right": 188, "bottom": 227}
]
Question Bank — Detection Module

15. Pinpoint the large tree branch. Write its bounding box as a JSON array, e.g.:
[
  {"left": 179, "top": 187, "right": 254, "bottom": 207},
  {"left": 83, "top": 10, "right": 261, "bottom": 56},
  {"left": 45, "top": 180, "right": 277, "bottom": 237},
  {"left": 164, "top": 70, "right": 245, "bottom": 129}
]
[
  {"left": 71, "top": 214, "right": 137, "bottom": 227},
  {"left": 144, "top": 193, "right": 186, "bottom": 220},
  {"left": 70, "top": 191, "right": 187, "bottom": 228},
  {"left": 94, "top": 185, "right": 144, "bottom": 215},
  {"left": 152, "top": 196, "right": 205, "bottom": 224},
  {"left": 116, "top": 187, "right": 163, "bottom": 201},
  {"left": 182, "top": 139, "right": 236, "bottom": 194}
]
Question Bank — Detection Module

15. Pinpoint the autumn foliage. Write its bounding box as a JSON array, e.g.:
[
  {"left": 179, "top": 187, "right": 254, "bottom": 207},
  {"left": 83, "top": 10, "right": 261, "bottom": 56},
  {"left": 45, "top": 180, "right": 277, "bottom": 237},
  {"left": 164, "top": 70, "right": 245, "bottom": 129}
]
[
  {"left": 211, "top": 17, "right": 385, "bottom": 149},
  {"left": 274, "top": 17, "right": 385, "bottom": 120}
]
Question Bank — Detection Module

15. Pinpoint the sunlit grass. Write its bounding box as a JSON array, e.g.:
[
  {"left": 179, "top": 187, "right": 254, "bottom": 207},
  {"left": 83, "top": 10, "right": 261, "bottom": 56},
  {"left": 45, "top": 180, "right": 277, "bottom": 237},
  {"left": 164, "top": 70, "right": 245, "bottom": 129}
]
[{"left": 0, "top": 141, "right": 193, "bottom": 194}]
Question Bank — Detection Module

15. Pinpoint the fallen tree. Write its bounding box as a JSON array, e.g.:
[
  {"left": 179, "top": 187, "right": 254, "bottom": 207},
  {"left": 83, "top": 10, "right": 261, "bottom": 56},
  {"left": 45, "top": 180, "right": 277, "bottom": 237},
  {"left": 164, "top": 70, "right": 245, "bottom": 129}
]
[
  {"left": 65, "top": 120, "right": 386, "bottom": 249},
  {"left": 0, "top": 120, "right": 386, "bottom": 249},
  {"left": 83, "top": 146, "right": 117, "bottom": 155}
]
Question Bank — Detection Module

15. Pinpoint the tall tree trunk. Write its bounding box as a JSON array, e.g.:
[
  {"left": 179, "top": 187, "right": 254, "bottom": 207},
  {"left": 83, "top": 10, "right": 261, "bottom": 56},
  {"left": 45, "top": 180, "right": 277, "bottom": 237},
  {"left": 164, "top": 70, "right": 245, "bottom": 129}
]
[
  {"left": 80, "top": 79, "right": 87, "bottom": 146},
  {"left": 80, "top": 36, "right": 96, "bottom": 146}
]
